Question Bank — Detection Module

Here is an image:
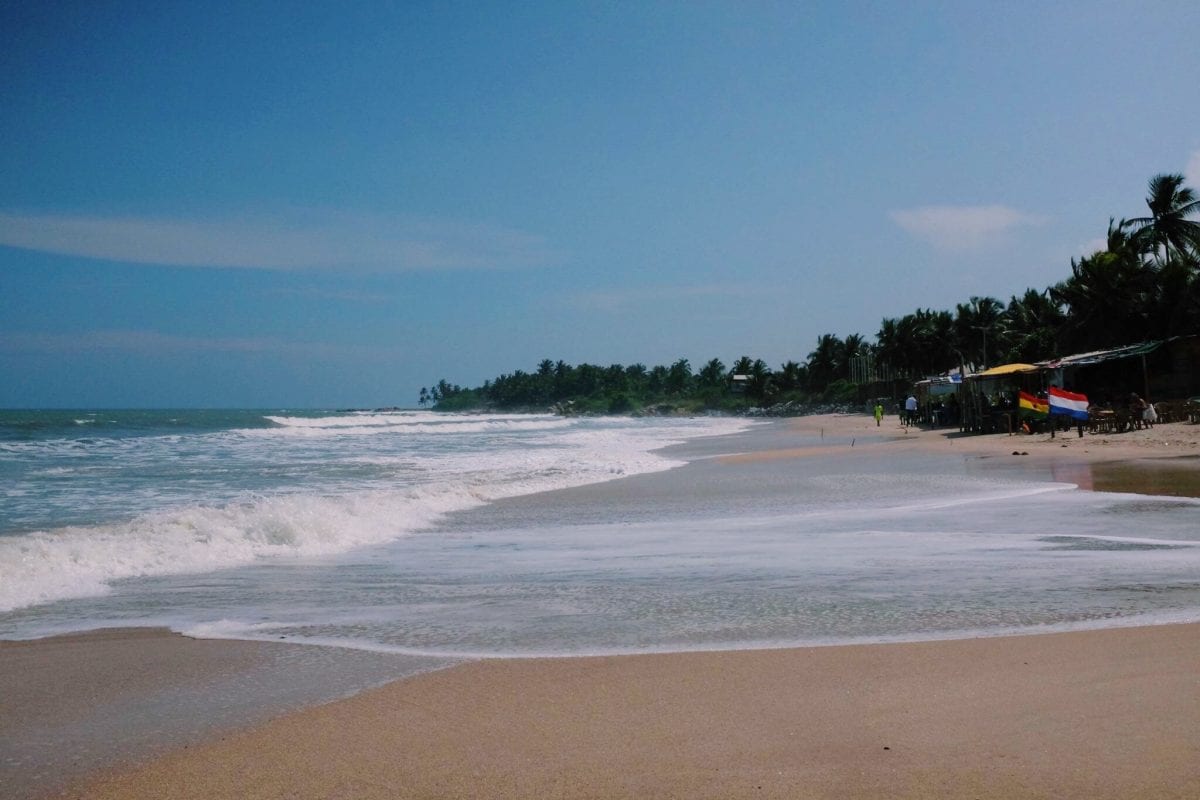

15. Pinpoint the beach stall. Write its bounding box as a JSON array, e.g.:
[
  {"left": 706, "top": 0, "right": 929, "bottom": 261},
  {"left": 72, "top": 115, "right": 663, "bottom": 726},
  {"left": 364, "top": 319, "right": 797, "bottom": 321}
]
[
  {"left": 913, "top": 372, "right": 962, "bottom": 427},
  {"left": 1039, "top": 336, "right": 1200, "bottom": 410},
  {"left": 960, "top": 363, "right": 1041, "bottom": 434}
]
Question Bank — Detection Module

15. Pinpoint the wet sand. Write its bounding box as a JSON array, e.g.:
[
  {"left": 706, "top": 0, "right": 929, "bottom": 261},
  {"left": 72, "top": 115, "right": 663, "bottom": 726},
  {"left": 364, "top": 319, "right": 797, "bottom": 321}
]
[
  {"left": 44, "top": 623, "right": 1200, "bottom": 799},
  {"left": 0, "top": 630, "right": 456, "bottom": 799},
  {"left": 7, "top": 414, "right": 1200, "bottom": 799}
]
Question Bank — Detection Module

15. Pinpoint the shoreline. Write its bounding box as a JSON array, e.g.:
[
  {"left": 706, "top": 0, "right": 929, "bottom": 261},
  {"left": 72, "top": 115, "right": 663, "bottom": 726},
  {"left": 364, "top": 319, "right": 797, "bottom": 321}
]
[{"left": 6, "top": 413, "right": 1200, "bottom": 798}]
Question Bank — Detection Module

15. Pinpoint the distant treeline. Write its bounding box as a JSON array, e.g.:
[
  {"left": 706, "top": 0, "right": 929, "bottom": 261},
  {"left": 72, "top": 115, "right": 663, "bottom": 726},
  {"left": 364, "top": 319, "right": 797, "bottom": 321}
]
[
  {"left": 425, "top": 173, "right": 1200, "bottom": 413},
  {"left": 422, "top": 356, "right": 820, "bottom": 414}
]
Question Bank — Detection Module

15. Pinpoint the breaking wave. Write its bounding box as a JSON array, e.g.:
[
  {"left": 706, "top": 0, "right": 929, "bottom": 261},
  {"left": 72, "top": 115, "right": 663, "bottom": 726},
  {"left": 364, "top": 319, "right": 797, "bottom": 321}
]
[{"left": 0, "top": 413, "right": 754, "bottom": 612}]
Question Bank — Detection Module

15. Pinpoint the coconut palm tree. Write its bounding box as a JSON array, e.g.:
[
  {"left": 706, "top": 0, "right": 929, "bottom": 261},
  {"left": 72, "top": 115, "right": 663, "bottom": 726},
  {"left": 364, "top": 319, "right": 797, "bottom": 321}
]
[
  {"left": 1051, "top": 249, "right": 1156, "bottom": 350},
  {"left": 697, "top": 358, "right": 726, "bottom": 388},
  {"left": 731, "top": 356, "right": 755, "bottom": 377},
  {"left": 998, "top": 289, "right": 1064, "bottom": 363},
  {"left": 875, "top": 318, "right": 904, "bottom": 376},
  {"left": 665, "top": 358, "right": 693, "bottom": 395},
  {"left": 953, "top": 297, "right": 1003, "bottom": 370},
  {"left": 1121, "top": 173, "right": 1200, "bottom": 266},
  {"left": 748, "top": 358, "right": 774, "bottom": 403},
  {"left": 807, "top": 334, "right": 843, "bottom": 390},
  {"left": 776, "top": 360, "right": 805, "bottom": 392},
  {"left": 837, "top": 334, "right": 867, "bottom": 377}
]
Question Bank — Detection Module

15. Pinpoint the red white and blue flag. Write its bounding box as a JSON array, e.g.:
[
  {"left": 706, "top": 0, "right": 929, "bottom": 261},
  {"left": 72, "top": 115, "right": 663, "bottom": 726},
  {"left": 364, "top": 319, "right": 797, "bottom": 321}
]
[{"left": 1048, "top": 387, "right": 1089, "bottom": 421}]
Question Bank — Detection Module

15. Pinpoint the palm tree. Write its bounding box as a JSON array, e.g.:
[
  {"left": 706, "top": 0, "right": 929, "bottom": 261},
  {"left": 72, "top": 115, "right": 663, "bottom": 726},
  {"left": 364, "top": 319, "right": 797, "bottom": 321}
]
[
  {"left": 837, "top": 334, "right": 867, "bottom": 380},
  {"left": 953, "top": 297, "right": 1003, "bottom": 369},
  {"left": 1121, "top": 174, "right": 1200, "bottom": 266},
  {"left": 665, "top": 358, "right": 693, "bottom": 395},
  {"left": 807, "top": 334, "right": 843, "bottom": 390},
  {"left": 776, "top": 360, "right": 805, "bottom": 392},
  {"left": 603, "top": 364, "right": 628, "bottom": 395},
  {"left": 614, "top": 364, "right": 642, "bottom": 397},
  {"left": 534, "top": 359, "right": 556, "bottom": 403},
  {"left": 646, "top": 364, "right": 669, "bottom": 395},
  {"left": 923, "top": 309, "right": 960, "bottom": 374},
  {"left": 875, "top": 317, "right": 904, "bottom": 376},
  {"left": 882, "top": 309, "right": 958, "bottom": 377},
  {"left": 748, "top": 358, "right": 774, "bottom": 403},
  {"left": 697, "top": 358, "right": 726, "bottom": 388},
  {"left": 1050, "top": 249, "right": 1156, "bottom": 350},
  {"left": 731, "top": 356, "right": 755, "bottom": 377},
  {"left": 998, "top": 288, "right": 1064, "bottom": 363}
]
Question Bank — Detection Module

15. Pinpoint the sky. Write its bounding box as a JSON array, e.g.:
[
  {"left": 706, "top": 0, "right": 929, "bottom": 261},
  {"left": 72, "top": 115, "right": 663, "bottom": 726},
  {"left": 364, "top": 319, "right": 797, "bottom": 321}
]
[{"left": 2, "top": 1, "right": 1199, "bottom": 408}]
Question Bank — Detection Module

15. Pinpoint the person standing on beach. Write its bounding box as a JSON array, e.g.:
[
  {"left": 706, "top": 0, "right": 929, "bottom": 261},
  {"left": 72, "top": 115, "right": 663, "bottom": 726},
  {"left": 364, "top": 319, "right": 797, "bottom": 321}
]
[
  {"left": 1129, "top": 393, "right": 1147, "bottom": 430},
  {"left": 874, "top": 402, "right": 883, "bottom": 427},
  {"left": 904, "top": 394, "right": 917, "bottom": 426}
]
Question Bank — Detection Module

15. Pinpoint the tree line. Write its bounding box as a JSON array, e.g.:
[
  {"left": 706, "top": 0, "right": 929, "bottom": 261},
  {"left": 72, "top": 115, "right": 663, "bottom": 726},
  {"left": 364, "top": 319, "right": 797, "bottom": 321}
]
[{"left": 424, "top": 173, "right": 1200, "bottom": 413}]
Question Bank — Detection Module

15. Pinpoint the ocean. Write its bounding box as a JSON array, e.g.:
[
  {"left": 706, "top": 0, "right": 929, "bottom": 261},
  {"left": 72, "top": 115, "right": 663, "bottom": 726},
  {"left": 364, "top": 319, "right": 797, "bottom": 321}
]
[{"left": 3, "top": 409, "right": 1200, "bottom": 654}]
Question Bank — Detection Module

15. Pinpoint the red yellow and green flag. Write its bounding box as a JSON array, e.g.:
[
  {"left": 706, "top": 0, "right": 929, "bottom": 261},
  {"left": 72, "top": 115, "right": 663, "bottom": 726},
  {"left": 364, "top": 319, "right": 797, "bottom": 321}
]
[{"left": 1018, "top": 390, "right": 1048, "bottom": 419}]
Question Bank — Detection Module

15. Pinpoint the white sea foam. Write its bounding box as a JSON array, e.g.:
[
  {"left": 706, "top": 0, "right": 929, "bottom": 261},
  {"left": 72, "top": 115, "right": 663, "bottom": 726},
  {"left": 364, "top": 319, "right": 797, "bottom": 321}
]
[
  {"left": 263, "top": 412, "right": 571, "bottom": 434},
  {"left": 0, "top": 414, "right": 754, "bottom": 613},
  {"left": 0, "top": 487, "right": 477, "bottom": 612},
  {"left": 256, "top": 419, "right": 575, "bottom": 438}
]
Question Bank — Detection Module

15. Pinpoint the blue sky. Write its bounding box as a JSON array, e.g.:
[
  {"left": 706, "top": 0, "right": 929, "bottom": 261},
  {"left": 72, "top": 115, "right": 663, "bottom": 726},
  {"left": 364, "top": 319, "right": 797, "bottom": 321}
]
[{"left": 3, "top": 1, "right": 1199, "bottom": 408}]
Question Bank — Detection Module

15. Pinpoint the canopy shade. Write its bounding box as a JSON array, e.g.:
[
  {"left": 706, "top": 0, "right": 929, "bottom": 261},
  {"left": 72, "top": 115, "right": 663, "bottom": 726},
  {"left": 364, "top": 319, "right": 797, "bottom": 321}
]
[
  {"left": 975, "top": 363, "right": 1039, "bottom": 377},
  {"left": 1040, "top": 341, "right": 1163, "bottom": 369}
]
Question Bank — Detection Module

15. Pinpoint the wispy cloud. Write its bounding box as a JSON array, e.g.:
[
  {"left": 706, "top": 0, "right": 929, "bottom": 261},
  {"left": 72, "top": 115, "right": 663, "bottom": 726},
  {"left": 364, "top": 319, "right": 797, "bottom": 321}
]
[
  {"left": 568, "top": 283, "right": 758, "bottom": 313},
  {"left": 0, "top": 329, "right": 401, "bottom": 359},
  {"left": 890, "top": 205, "right": 1046, "bottom": 251},
  {"left": 1186, "top": 149, "right": 1200, "bottom": 191},
  {"left": 0, "top": 210, "right": 562, "bottom": 272}
]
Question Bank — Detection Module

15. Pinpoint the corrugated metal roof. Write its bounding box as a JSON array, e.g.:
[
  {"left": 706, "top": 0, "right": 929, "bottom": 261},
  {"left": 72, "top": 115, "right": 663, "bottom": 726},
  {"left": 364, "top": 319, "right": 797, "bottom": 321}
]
[{"left": 1039, "top": 341, "right": 1163, "bottom": 369}]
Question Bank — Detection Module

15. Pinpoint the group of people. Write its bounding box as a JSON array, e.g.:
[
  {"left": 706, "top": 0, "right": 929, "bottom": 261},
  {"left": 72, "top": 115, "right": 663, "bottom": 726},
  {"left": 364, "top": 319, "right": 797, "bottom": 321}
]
[
  {"left": 870, "top": 396, "right": 920, "bottom": 427},
  {"left": 871, "top": 394, "right": 955, "bottom": 428},
  {"left": 879, "top": 387, "right": 1160, "bottom": 434}
]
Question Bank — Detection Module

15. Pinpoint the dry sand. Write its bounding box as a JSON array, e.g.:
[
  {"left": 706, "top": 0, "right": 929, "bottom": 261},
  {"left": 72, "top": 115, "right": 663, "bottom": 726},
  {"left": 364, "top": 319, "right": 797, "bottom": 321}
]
[
  {"left": 55, "top": 625, "right": 1200, "bottom": 800},
  {"left": 729, "top": 413, "right": 1200, "bottom": 496},
  {"left": 11, "top": 414, "right": 1200, "bottom": 799},
  {"left": 780, "top": 411, "right": 1200, "bottom": 465}
]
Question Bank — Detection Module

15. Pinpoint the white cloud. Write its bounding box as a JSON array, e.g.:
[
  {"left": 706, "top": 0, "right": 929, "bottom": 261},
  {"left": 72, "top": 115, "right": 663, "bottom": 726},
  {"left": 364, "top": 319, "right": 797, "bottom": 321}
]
[
  {"left": 1186, "top": 149, "right": 1200, "bottom": 191},
  {"left": 0, "top": 210, "right": 561, "bottom": 272},
  {"left": 890, "top": 205, "right": 1046, "bottom": 251}
]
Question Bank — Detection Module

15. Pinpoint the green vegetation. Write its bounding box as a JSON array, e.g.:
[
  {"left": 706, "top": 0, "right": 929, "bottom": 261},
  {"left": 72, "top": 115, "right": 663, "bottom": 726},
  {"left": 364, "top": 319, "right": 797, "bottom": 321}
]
[{"left": 425, "top": 173, "right": 1200, "bottom": 414}]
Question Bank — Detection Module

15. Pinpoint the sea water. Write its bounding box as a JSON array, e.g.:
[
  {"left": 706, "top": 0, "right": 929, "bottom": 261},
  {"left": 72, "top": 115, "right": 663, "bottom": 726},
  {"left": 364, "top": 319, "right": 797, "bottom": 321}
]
[{"left": 2, "top": 410, "right": 1200, "bottom": 654}]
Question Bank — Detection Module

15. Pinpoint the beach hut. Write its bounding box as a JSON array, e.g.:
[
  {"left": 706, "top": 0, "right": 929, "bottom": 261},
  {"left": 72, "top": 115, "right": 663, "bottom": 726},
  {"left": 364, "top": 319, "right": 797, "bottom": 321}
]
[
  {"left": 1037, "top": 336, "right": 1200, "bottom": 408},
  {"left": 952, "top": 336, "right": 1200, "bottom": 435},
  {"left": 913, "top": 372, "right": 963, "bottom": 427},
  {"left": 960, "top": 363, "right": 1041, "bottom": 433}
]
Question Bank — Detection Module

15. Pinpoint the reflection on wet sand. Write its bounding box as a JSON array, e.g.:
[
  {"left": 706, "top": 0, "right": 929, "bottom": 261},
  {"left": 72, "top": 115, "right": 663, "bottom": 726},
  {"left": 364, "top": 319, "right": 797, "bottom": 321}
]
[{"left": 1083, "top": 457, "right": 1200, "bottom": 498}]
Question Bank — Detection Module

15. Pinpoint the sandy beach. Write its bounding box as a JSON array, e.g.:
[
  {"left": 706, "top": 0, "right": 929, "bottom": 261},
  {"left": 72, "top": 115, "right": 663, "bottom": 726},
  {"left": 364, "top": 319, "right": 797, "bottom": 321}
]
[
  {"left": 6, "top": 413, "right": 1200, "bottom": 799},
  {"left": 780, "top": 408, "right": 1200, "bottom": 465}
]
